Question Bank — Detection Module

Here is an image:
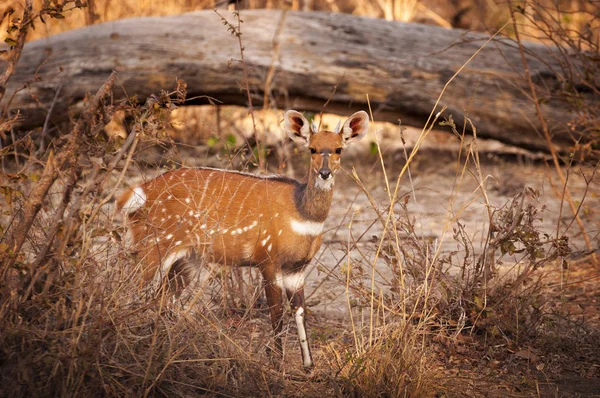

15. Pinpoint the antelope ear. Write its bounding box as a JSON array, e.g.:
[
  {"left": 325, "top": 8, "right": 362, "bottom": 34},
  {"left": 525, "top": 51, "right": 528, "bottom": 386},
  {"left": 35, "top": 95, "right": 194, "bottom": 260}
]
[
  {"left": 341, "top": 111, "right": 369, "bottom": 146},
  {"left": 284, "top": 110, "right": 311, "bottom": 146}
]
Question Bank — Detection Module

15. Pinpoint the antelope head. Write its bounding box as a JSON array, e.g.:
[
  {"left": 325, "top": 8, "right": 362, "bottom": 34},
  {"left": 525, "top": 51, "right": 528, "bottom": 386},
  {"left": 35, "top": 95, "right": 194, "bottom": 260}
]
[{"left": 284, "top": 110, "right": 369, "bottom": 190}]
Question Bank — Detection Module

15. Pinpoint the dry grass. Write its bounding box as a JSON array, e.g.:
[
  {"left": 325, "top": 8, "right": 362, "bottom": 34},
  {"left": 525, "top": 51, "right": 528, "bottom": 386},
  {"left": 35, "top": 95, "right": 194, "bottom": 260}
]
[
  {"left": 1, "top": 0, "right": 599, "bottom": 396},
  {"left": 1, "top": 83, "right": 598, "bottom": 396}
]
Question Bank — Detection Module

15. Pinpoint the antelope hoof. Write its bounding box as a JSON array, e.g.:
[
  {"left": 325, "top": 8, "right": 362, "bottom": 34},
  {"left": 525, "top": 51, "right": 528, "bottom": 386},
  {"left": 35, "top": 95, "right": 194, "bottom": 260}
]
[{"left": 303, "top": 362, "right": 314, "bottom": 373}]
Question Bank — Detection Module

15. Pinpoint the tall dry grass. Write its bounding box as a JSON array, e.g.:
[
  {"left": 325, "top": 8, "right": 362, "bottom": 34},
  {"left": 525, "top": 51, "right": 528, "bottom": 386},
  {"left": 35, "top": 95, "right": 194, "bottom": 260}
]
[{"left": 1, "top": 0, "right": 598, "bottom": 396}]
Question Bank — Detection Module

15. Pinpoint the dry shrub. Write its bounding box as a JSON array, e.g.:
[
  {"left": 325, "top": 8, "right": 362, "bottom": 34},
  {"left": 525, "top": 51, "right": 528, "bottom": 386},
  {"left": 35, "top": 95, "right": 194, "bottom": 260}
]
[
  {"left": 333, "top": 104, "right": 586, "bottom": 394},
  {"left": 0, "top": 75, "right": 280, "bottom": 397},
  {"left": 325, "top": 322, "right": 439, "bottom": 397}
]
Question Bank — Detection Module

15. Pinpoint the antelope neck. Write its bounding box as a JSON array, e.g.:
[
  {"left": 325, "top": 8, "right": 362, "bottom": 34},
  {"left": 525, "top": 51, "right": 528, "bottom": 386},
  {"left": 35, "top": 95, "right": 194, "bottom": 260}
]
[{"left": 294, "top": 168, "right": 334, "bottom": 222}]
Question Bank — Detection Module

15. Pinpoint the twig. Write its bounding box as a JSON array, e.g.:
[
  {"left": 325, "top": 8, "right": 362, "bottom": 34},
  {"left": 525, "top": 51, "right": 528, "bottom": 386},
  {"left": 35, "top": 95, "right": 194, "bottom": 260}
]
[
  {"left": 214, "top": 6, "right": 263, "bottom": 170},
  {"left": 262, "top": 9, "right": 287, "bottom": 111},
  {"left": 39, "top": 78, "right": 64, "bottom": 155},
  {"left": 5, "top": 71, "right": 117, "bottom": 269},
  {"left": 0, "top": 0, "right": 33, "bottom": 104}
]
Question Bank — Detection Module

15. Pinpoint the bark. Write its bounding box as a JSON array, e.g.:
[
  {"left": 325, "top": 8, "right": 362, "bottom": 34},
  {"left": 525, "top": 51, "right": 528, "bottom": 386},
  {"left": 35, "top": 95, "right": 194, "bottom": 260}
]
[{"left": 1, "top": 10, "right": 586, "bottom": 151}]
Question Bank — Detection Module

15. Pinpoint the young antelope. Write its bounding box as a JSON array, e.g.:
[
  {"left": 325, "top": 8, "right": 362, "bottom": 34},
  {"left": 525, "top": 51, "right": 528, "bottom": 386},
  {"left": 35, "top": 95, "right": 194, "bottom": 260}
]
[{"left": 116, "top": 110, "right": 369, "bottom": 369}]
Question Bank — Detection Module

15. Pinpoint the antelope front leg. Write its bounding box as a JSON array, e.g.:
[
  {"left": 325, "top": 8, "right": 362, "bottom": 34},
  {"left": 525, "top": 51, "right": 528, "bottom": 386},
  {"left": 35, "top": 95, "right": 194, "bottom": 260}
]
[
  {"left": 286, "top": 287, "right": 313, "bottom": 370},
  {"left": 263, "top": 276, "right": 284, "bottom": 366}
]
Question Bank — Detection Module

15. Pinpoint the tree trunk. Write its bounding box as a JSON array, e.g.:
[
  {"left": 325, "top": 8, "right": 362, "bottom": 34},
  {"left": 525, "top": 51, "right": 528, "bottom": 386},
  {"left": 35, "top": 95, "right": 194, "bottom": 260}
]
[{"left": 1, "top": 10, "right": 585, "bottom": 151}]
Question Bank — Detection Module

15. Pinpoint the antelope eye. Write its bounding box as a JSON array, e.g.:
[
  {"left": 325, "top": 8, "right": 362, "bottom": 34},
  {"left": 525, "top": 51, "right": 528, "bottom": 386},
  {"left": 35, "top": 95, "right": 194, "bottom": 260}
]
[
  {"left": 335, "top": 148, "right": 343, "bottom": 154},
  {"left": 309, "top": 147, "right": 317, "bottom": 154}
]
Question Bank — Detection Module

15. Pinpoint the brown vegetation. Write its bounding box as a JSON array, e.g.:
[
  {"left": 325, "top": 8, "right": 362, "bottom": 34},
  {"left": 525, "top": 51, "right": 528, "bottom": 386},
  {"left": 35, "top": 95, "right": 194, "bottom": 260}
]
[{"left": 1, "top": 1, "right": 599, "bottom": 396}]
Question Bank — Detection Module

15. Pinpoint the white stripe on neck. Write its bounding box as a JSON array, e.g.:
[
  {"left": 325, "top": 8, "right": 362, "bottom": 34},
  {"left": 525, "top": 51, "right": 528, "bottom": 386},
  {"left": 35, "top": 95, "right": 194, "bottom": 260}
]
[{"left": 290, "top": 219, "right": 324, "bottom": 236}]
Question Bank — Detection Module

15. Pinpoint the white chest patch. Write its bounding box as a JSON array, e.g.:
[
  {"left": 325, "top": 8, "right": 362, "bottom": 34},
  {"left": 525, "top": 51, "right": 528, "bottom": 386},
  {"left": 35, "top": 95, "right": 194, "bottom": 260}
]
[{"left": 290, "top": 219, "right": 324, "bottom": 236}]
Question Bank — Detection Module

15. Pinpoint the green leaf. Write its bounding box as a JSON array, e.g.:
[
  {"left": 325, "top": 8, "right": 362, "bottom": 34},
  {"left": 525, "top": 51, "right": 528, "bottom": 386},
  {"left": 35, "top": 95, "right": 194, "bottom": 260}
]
[
  {"left": 207, "top": 136, "right": 218, "bottom": 147},
  {"left": 369, "top": 141, "right": 378, "bottom": 156},
  {"left": 225, "top": 134, "right": 236, "bottom": 146}
]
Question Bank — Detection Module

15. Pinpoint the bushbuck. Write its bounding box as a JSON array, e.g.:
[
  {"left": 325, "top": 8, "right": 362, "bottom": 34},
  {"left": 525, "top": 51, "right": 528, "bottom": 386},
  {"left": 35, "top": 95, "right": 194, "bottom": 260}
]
[{"left": 116, "top": 110, "right": 369, "bottom": 369}]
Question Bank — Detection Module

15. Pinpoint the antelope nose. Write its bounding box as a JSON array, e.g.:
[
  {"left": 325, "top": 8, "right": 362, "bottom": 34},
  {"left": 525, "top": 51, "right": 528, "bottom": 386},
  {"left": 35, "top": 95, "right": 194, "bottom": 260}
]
[{"left": 319, "top": 169, "right": 331, "bottom": 180}]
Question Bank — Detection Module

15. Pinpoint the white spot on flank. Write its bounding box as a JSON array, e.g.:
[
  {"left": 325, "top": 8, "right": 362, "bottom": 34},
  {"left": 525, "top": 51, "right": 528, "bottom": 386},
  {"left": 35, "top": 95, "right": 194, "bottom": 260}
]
[
  {"left": 121, "top": 186, "right": 146, "bottom": 213},
  {"left": 185, "top": 197, "right": 191, "bottom": 204},
  {"left": 188, "top": 210, "right": 194, "bottom": 216},
  {"left": 166, "top": 234, "right": 173, "bottom": 240},
  {"left": 236, "top": 228, "right": 243, "bottom": 234},
  {"left": 267, "top": 243, "right": 272, "bottom": 251},
  {"left": 167, "top": 195, "right": 173, "bottom": 200},
  {"left": 243, "top": 226, "right": 249, "bottom": 232},
  {"left": 231, "top": 230, "right": 238, "bottom": 235},
  {"left": 200, "top": 224, "right": 206, "bottom": 229},
  {"left": 174, "top": 241, "right": 182, "bottom": 246},
  {"left": 261, "top": 235, "right": 271, "bottom": 246},
  {"left": 161, "top": 208, "right": 167, "bottom": 213},
  {"left": 242, "top": 243, "right": 254, "bottom": 259},
  {"left": 209, "top": 229, "right": 215, "bottom": 235},
  {"left": 160, "top": 217, "right": 165, "bottom": 222},
  {"left": 278, "top": 229, "right": 283, "bottom": 236},
  {"left": 275, "top": 213, "right": 279, "bottom": 217},
  {"left": 290, "top": 219, "right": 324, "bottom": 236}
]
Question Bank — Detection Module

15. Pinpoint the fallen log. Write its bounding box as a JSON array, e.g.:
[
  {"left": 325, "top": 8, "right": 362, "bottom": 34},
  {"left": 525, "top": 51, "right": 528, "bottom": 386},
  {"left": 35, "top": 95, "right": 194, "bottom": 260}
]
[{"left": 1, "top": 9, "right": 585, "bottom": 151}]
